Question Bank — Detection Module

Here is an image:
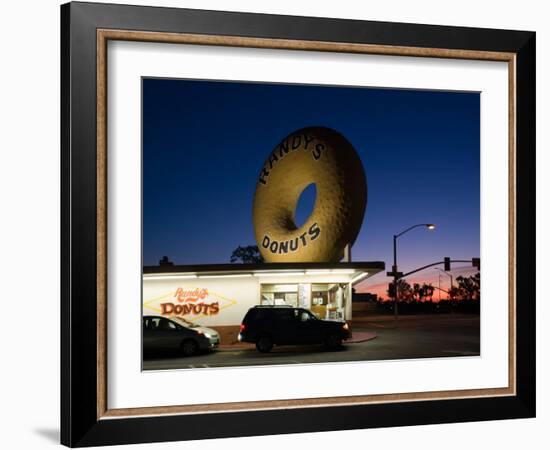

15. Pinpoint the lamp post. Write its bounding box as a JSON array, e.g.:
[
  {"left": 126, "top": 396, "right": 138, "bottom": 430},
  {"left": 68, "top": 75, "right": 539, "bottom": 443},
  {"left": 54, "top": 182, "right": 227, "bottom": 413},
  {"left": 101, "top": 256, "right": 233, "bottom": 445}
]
[
  {"left": 435, "top": 267, "right": 453, "bottom": 289},
  {"left": 392, "top": 223, "right": 435, "bottom": 322},
  {"left": 435, "top": 267, "right": 453, "bottom": 310}
]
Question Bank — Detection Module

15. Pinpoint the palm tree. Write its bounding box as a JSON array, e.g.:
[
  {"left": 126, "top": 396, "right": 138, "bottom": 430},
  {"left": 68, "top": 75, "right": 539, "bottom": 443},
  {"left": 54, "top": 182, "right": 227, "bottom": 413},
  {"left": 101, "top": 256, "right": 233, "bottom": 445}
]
[
  {"left": 452, "top": 272, "right": 480, "bottom": 301},
  {"left": 387, "top": 278, "right": 413, "bottom": 303},
  {"left": 448, "top": 285, "right": 459, "bottom": 301},
  {"left": 412, "top": 283, "right": 422, "bottom": 302},
  {"left": 456, "top": 273, "right": 480, "bottom": 300},
  {"left": 422, "top": 283, "right": 435, "bottom": 302}
]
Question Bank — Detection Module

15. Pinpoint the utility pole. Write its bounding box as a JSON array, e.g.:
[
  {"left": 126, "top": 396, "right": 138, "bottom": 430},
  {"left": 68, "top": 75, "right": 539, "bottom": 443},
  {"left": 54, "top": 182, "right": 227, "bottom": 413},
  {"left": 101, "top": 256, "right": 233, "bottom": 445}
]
[
  {"left": 393, "top": 234, "right": 399, "bottom": 321},
  {"left": 390, "top": 223, "right": 436, "bottom": 323},
  {"left": 435, "top": 267, "right": 453, "bottom": 311}
]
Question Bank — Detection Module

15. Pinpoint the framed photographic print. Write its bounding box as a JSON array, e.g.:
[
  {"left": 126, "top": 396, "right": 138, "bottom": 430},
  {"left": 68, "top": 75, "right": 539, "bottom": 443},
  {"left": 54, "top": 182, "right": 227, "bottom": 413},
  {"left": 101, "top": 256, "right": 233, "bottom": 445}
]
[{"left": 61, "top": 1, "right": 536, "bottom": 447}]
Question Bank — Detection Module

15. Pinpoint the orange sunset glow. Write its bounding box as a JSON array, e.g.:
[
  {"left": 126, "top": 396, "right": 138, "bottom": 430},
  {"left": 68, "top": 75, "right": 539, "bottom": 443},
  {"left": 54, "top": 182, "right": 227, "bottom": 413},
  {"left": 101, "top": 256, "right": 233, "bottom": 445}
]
[{"left": 356, "top": 265, "right": 479, "bottom": 301}]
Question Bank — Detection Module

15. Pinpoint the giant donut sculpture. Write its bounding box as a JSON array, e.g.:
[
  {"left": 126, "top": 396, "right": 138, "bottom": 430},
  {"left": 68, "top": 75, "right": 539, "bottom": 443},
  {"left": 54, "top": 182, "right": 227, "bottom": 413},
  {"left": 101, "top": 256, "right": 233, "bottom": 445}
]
[{"left": 253, "top": 127, "right": 367, "bottom": 263}]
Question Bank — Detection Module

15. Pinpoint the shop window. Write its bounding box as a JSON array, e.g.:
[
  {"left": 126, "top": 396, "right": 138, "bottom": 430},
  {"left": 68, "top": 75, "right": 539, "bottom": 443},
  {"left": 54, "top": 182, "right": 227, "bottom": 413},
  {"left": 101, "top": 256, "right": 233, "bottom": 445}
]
[
  {"left": 311, "top": 283, "right": 348, "bottom": 320},
  {"left": 259, "top": 282, "right": 349, "bottom": 321},
  {"left": 260, "top": 284, "right": 298, "bottom": 306}
]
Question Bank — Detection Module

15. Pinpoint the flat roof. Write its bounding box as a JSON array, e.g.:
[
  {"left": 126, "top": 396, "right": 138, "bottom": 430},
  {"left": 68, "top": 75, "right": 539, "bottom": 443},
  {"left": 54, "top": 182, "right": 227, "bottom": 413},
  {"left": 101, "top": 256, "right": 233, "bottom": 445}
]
[
  {"left": 143, "top": 261, "right": 385, "bottom": 285},
  {"left": 144, "top": 261, "right": 384, "bottom": 274}
]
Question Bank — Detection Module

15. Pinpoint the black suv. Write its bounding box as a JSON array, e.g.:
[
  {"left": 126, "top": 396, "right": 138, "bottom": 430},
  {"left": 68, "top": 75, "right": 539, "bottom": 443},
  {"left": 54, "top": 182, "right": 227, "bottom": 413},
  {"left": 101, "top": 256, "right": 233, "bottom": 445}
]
[{"left": 238, "top": 305, "right": 351, "bottom": 352}]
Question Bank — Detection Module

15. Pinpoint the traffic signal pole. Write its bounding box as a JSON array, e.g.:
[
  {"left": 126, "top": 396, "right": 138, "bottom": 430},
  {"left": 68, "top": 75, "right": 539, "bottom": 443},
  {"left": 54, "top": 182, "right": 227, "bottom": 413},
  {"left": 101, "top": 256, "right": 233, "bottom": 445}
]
[
  {"left": 393, "top": 234, "right": 398, "bottom": 322},
  {"left": 390, "top": 224, "right": 435, "bottom": 324},
  {"left": 388, "top": 257, "right": 480, "bottom": 322},
  {"left": 400, "top": 258, "right": 479, "bottom": 279}
]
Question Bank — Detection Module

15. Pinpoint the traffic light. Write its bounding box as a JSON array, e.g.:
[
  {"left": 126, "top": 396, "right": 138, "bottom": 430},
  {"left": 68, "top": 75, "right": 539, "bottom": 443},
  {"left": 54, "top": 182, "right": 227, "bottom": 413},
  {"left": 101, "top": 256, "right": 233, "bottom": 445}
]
[
  {"left": 472, "top": 257, "right": 480, "bottom": 270},
  {"left": 444, "top": 257, "right": 451, "bottom": 272}
]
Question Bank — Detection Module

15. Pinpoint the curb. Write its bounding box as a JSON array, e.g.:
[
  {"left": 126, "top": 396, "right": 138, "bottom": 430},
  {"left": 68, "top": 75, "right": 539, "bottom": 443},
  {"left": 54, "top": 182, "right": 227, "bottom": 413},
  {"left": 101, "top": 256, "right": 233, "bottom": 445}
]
[
  {"left": 217, "top": 331, "right": 377, "bottom": 349},
  {"left": 346, "top": 331, "right": 377, "bottom": 343}
]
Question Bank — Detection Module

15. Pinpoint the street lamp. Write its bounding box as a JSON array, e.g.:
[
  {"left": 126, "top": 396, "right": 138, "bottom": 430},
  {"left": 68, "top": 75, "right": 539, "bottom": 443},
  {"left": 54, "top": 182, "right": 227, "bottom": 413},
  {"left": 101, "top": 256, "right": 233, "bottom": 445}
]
[
  {"left": 435, "top": 267, "right": 454, "bottom": 310},
  {"left": 435, "top": 267, "right": 453, "bottom": 289},
  {"left": 392, "top": 223, "right": 435, "bottom": 321},
  {"left": 437, "top": 273, "right": 441, "bottom": 302}
]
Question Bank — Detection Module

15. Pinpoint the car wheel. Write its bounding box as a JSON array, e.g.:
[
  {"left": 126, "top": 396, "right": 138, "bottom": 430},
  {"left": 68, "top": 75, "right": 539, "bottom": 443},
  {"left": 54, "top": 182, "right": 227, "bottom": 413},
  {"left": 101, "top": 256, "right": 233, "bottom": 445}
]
[
  {"left": 325, "top": 333, "right": 342, "bottom": 350},
  {"left": 256, "top": 335, "right": 273, "bottom": 353},
  {"left": 181, "top": 339, "right": 199, "bottom": 356}
]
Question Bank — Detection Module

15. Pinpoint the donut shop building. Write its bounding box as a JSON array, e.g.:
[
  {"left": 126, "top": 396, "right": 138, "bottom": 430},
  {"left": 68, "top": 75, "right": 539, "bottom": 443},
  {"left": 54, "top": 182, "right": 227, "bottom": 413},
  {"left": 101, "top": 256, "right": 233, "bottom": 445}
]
[{"left": 143, "top": 262, "right": 385, "bottom": 344}]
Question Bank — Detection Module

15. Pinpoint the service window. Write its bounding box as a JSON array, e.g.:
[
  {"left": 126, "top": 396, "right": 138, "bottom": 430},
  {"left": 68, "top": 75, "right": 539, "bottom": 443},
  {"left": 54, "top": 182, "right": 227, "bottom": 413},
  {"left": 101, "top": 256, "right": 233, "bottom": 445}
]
[{"left": 260, "top": 284, "right": 298, "bottom": 306}]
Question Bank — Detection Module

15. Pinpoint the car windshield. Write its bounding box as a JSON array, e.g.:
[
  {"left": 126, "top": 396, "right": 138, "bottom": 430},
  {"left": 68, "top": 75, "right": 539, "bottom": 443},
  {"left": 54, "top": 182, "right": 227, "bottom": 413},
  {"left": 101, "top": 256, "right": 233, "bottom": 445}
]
[{"left": 169, "top": 317, "right": 198, "bottom": 328}]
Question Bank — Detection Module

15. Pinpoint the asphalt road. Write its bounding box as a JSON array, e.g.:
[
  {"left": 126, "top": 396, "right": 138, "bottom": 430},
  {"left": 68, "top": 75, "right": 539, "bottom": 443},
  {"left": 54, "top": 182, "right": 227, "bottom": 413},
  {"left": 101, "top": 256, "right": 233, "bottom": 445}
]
[{"left": 143, "top": 314, "right": 480, "bottom": 371}]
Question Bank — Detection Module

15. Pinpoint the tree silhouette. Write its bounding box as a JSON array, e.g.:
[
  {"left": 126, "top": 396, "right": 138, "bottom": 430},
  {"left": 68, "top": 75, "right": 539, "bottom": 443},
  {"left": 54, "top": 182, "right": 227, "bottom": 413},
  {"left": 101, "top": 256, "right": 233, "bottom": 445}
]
[
  {"left": 230, "top": 245, "right": 264, "bottom": 264},
  {"left": 412, "top": 283, "right": 422, "bottom": 302},
  {"left": 455, "top": 272, "right": 480, "bottom": 300},
  {"left": 448, "top": 285, "right": 459, "bottom": 300},
  {"left": 447, "top": 272, "right": 480, "bottom": 300},
  {"left": 158, "top": 255, "right": 173, "bottom": 266},
  {"left": 425, "top": 283, "right": 435, "bottom": 301},
  {"left": 387, "top": 278, "right": 413, "bottom": 302}
]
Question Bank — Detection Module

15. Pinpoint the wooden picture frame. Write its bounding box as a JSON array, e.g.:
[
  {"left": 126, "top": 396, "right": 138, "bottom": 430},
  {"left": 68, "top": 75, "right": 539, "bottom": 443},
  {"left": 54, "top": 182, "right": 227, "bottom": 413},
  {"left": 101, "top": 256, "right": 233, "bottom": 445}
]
[{"left": 61, "top": 1, "right": 535, "bottom": 446}]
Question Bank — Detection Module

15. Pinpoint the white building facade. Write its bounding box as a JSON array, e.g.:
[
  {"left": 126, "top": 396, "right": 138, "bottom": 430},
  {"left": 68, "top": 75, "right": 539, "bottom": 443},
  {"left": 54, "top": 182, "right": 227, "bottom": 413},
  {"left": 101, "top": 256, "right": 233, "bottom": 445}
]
[{"left": 143, "top": 263, "right": 384, "bottom": 344}]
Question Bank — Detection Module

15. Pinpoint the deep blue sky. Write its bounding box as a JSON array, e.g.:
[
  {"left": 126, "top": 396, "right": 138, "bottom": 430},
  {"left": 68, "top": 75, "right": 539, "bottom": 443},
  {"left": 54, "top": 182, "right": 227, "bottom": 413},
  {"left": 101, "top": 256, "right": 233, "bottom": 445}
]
[{"left": 143, "top": 78, "right": 480, "bottom": 284}]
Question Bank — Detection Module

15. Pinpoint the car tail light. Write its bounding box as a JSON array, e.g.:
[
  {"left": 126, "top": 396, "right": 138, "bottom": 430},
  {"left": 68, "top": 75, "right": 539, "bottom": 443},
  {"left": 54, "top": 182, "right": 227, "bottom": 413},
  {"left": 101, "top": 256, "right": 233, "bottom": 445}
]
[{"left": 239, "top": 324, "right": 246, "bottom": 332}]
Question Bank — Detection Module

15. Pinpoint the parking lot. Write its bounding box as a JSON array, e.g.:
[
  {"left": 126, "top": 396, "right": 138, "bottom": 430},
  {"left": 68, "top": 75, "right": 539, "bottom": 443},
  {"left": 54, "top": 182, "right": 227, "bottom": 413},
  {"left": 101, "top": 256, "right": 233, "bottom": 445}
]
[{"left": 143, "top": 313, "right": 480, "bottom": 370}]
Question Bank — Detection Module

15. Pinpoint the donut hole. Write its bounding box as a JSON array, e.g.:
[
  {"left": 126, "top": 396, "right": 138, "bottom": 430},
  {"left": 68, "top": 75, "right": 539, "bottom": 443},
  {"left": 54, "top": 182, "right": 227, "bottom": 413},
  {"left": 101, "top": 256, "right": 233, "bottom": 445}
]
[{"left": 294, "top": 183, "right": 317, "bottom": 229}]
